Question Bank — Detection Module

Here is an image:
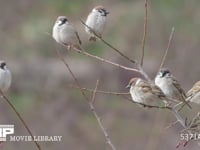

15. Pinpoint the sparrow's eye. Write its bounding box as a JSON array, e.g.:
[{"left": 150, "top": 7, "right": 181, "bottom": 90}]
[
  {"left": 98, "top": 10, "right": 103, "bottom": 13},
  {"left": 98, "top": 9, "right": 109, "bottom": 16},
  {"left": 62, "top": 18, "right": 68, "bottom": 23},
  {"left": 57, "top": 19, "right": 67, "bottom": 26},
  {"left": 166, "top": 73, "right": 170, "bottom": 77},
  {"left": 161, "top": 71, "right": 170, "bottom": 77},
  {"left": 0, "top": 62, "right": 6, "bottom": 69}
]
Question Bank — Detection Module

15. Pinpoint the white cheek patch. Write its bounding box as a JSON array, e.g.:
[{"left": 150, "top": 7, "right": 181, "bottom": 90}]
[
  {"left": 57, "top": 20, "right": 62, "bottom": 25},
  {"left": 159, "top": 72, "right": 163, "bottom": 78},
  {"left": 92, "top": 8, "right": 97, "bottom": 13}
]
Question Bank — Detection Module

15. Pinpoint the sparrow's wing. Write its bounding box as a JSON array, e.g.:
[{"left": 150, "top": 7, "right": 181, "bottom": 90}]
[
  {"left": 75, "top": 31, "right": 82, "bottom": 45},
  {"left": 151, "top": 84, "right": 166, "bottom": 98},
  {"left": 138, "top": 80, "right": 151, "bottom": 92},
  {"left": 171, "top": 77, "right": 192, "bottom": 108},
  {"left": 139, "top": 81, "right": 165, "bottom": 98},
  {"left": 172, "top": 77, "right": 187, "bottom": 99}
]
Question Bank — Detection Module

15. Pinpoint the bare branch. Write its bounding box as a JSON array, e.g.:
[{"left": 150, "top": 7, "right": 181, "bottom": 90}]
[
  {"left": 89, "top": 80, "right": 117, "bottom": 150},
  {"left": 169, "top": 107, "right": 188, "bottom": 129},
  {"left": 140, "top": 0, "right": 148, "bottom": 66},
  {"left": 70, "top": 85, "right": 129, "bottom": 96},
  {"left": 47, "top": 33, "right": 151, "bottom": 83},
  {"left": 70, "top": 84, "right": 172, "bottom": 109},
  {"left": 54, "top": 48, "right": 117, "bottom": 150},
  {"left": 91, "top": 80, "right": 99, "bottom": 104},
  {"left": 72, "top": 47, "right": 140, "bottom": 73},
  {"left": 137, "top": 64, "right": 151, "bottom": 82},
  {"left": 79, "top": 20, "right": 152, "bottom": 82},
  {"left": 54, "top": 48, "right": 89, "bottom": 101},
  {"left": 73, "top": 47, "right": 153, "bottom": 83},
  {"left": 164, "top": 120, "right": 179, "bottom": 130},
  {"left": 158, "top": 27, "right": 175, "bottom": 72},
  {"left": 0, "top": 90, "right": 41, "bottom": 150},
  {"left": 80, "top": 20, "right": 136, "bottom": 64}
]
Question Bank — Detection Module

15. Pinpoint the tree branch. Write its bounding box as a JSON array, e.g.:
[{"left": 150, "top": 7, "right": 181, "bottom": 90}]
[
  {"left": 70, "top": 85, "right": 129, "bottom": 96},
  {"left": 79, "top": 20, "right": 151, "bottom": 82},
  {"left": 158, "top": 27, "right": 175, "bottom": 71},
  {"left": 80, "top": 20, "right": 136, "bottom": 64},
  {"left": 140, "top": 0, "right": 148, "bottom": 66},
  {"left": 0, "top": 90, "right": 41, "bottom": 150},
  {"left": 54, "top": 48, "right": 117, "bottom": 150},
  {"left": 72, "top": 47, "right": 140, "bottom": 73},
  {"left": 89, "top": 80, "right": 117, "bottom": 150}
]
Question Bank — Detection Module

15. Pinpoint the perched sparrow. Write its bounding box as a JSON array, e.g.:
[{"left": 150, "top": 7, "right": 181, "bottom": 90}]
[
  {"left": 187, "top": 81, "right": 200, "bottom": 104},
  {"left": 85, "top": 6, "right": 109, "bottom": 41},
  {"left": 126, "top": 77, "right": 170, "bottom": 106},
  {"left": 155, "top": 68, "right": 191, "bottom": 108},
  {"left": 0, "top": 61, "right": 11, "bottom": 92},
  {"left": 53, "top": 16, "right": 82, "bottom": 50}
]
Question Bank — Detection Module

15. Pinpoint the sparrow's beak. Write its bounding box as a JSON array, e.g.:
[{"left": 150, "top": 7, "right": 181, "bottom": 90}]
[
  {"left": 126, "top": 84, "right": 131, "bottom": 89},
  {"left": 105, "top": 11, "right": 110, "bottom": 15}
]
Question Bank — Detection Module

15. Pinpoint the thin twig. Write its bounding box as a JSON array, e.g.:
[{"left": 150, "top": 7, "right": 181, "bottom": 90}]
[
  {"left": 164, "top": 120, "right": 179, "bottom": 130},
  {"left": 54, "top": 49, "right": 89, "bottom": 101},
  {"left": 169, "top": 107, "right": 187, "bottom": 129},
  {"left": 140, "top": 0, "right": 148, "bottom": 66},
  {"left": 79, "top": 20, "right": 152, "bottom": 82},
  {"left": 80, "top": 20, "right": 136, "bottom": 64},
  {"left": 0, "top": 90, "right": 41, "bottom": 150},
  {"left": 54, "top": 48, "right": 117, "bottom": 150},
  {"left": 72, "top": 47, "right": 140, "bottom": 73},
  {"left": 89, "top": 81, "right": 117, "bottom": 150},
  {"left": 158, "top": 27, "right": 175, "bottom": 71},
  {"left": 137, "top": 64, "right": 151, "bottom": 82},
  {"left": 71, "top": 84, "right": 171, "bottom": 109},
  {"left": 73, "top": 46, "right": 153, "bottom": 82},
  {"left": 91, "top": 80, "right": 99, "bottom": 104},
  {"left": 70, "top": 85, "right": 129, "bottom": 96},
  {"left": 46, "top": 33, "right": 151, "bottom": 82}
]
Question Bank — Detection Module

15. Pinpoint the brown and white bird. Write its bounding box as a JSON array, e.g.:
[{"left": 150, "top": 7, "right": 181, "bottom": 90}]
[
  {"left": 85, "top": 6, "right": 109, "bottom": 41},
  {"left": 53, "top": 16, "right": 82, "bottom": 50},
  {"left": 155, "top": 68, "right": 191, "bottom": 108},
  {"left": 187, "top": 81, "right": 200, "bottom": 104},
  {"left": 126, "top": 77, "right": 171, "bottom": 106},
  {"left": 0, "top": 61, "right": 11, "bottom": 92}
]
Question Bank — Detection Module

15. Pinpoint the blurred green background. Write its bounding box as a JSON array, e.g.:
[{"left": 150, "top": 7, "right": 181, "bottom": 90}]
[{"left": 1, "top": 0, "right": 200, "bottom": 149}]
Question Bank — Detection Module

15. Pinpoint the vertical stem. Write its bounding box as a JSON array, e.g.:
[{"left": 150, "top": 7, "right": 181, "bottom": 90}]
[
  {"left": 158, "top": 27, "right": 175, "bottom": 72},
  {"left": 140, "top": 0, "right": 148, "bottom": 66},
  {"left": 0, "top": 91, "right": 41, "bottom": 150}
]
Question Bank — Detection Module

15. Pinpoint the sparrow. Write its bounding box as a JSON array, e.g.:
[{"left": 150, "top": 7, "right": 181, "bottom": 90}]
[
  {"left": 0, "top": 61, "right": 11, "bottom": 92},
  {"left": 52, "top": 16, "right": 82, "bottom": 50},
  {"left": 126, "top": 77, "right": 171, "bottom": 106},
  {"left": 85, "top": 6, "right": 109, "bottom": 41},
  {"left": 155, "top": 68, "right": 191, "bottom": 109},
  {"left": 187, "top": 81, "right": 200, "bottom": 104}
]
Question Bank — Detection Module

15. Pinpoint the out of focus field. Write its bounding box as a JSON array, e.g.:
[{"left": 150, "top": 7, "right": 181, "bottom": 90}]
[{"left": 1, "top": 0, "right": 200, "bottom": 149}]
